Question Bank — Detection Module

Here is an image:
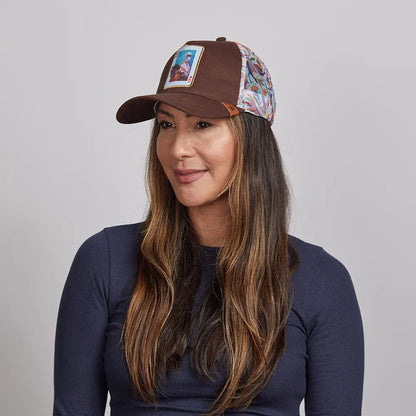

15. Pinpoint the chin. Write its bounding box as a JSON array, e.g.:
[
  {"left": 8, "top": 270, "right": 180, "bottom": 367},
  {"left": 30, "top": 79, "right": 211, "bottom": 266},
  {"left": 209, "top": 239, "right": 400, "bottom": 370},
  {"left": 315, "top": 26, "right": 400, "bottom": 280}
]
[
  {"left": 171, "top": 184, "right": 228, "bottom": 209},
  {"left": 172, "top": 192, "right": 211, "bottom": 208},
  {"left": 177, "top": 198, "right": 207, "bottom": 208}
]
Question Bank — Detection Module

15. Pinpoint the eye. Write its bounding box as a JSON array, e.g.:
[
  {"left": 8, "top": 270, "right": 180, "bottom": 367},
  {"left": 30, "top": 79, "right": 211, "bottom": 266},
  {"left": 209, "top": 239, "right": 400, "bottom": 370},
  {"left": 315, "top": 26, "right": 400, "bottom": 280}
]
[
  {"left": 195, "top": 121, "right": 212, "bottom": 129},
  {"left": 158, "top": 120, "right": 173, "bottom": 129}
]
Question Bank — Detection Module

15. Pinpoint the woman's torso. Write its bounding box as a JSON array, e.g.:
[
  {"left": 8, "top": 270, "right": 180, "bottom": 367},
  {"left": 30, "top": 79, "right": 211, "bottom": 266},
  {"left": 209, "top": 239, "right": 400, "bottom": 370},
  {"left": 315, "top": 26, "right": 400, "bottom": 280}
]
[{"left": 103, "top": 222, "right": 315, "bottom": 415}]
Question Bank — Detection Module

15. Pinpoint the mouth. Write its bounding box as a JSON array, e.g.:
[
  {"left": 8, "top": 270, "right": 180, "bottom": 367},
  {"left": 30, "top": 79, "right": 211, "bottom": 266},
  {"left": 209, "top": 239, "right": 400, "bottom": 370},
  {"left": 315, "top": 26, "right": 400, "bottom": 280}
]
[{"left": 173, "top": 169, "right": 208, "bottom": 184}]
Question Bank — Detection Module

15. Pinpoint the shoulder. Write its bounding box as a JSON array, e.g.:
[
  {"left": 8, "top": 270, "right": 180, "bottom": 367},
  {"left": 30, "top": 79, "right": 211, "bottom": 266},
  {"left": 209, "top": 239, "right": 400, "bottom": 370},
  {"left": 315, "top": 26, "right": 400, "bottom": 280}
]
[
  {"left": 73, "top": 221, "right": 143, "bottom": 264},
  {"left": 70, "top": 227, "right": 109, "bottom": 276},
  {"left": 102, "top": 222, "right": 143, "bottom": 272},
  {"left": 89, "top": 220, "right": 144, "bottom": 263},
  {"left": 101, "top": 222, "right": 145, "bottom": 306},
  {"left": 103, "top": 221, "right": 143, "bottom": 243},
  {"left": 287, "top": 234, "right": 325, "bottom": 312},
  {"left": 70, "top": 221, "right": 144, "bottom": 296},
  {"left": 288, "top": 233, "right": 352, "bottom": 287},
  {"left": 288, "top": 234, "right": 358, "bottom": 325},
  {"left": 76, "top": 221, "right": 144, "bottom": 260}
]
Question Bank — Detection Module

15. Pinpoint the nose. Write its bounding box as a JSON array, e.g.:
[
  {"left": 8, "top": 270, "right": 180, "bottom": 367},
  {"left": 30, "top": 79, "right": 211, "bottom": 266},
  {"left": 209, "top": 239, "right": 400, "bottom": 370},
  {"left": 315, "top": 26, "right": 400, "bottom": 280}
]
[{"left": 170, "top": 127, "right": 196, "bottom": 160}]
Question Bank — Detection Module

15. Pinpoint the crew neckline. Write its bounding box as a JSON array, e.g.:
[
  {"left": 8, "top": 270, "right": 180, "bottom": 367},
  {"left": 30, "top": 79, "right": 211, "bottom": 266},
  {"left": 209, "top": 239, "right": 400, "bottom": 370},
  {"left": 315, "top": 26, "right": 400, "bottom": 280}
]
[{"left": 200, "top": 244, "right": 222, "bottom": 251}]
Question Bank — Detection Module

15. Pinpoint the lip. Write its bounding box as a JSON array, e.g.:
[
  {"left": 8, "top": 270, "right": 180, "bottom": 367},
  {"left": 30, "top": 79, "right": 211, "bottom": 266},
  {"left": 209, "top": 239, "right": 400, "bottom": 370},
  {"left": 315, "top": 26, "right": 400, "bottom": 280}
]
[
  {"left": 174, "top": 169, "right": 207, "bottom": 184},
  {"left": 174, "top": 169, "right": 206, "bottom": 175}
]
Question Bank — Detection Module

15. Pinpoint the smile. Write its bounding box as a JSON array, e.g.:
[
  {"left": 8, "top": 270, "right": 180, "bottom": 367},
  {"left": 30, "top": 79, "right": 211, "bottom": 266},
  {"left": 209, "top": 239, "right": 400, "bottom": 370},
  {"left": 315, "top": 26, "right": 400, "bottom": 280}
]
[{"left": 174, "top": 170, "right": 207, "bottom": 184}]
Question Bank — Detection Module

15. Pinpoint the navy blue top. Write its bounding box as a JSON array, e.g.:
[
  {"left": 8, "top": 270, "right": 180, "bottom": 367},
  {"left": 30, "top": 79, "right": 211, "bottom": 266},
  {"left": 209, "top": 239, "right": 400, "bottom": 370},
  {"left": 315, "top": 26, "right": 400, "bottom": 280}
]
[{"left": 53, "top": 222, "right": 364, "bottom": 415}]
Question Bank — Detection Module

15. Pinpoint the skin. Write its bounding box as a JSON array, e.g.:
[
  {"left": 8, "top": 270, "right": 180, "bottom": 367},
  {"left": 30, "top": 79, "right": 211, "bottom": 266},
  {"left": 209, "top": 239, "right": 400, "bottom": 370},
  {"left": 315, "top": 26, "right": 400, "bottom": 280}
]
[{"left": 156, "top": 103, "right": 236, "bottom": 247}]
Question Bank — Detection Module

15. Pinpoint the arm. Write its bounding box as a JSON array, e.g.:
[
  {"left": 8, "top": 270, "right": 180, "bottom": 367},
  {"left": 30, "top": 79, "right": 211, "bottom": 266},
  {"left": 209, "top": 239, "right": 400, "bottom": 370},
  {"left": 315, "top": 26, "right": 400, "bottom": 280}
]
[
  {"left": 305, "top": 249, "right": 365, "bottom": 415},
  {"left": 53, "top": 230, "right": 110, "bottom": 416}
]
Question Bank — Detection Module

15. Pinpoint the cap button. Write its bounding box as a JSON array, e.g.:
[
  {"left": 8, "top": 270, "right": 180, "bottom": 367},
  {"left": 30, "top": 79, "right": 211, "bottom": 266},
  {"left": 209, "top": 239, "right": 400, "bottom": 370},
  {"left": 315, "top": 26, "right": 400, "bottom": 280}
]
[{"left": 216, "top": 37, "right": 226, "bottom": 41}]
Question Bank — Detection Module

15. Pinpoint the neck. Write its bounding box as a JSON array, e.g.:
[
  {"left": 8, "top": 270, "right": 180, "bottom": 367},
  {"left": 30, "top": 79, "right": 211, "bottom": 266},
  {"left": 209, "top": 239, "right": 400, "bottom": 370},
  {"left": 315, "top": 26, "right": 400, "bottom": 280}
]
[{"left": 187, "top": 197, "right": 230, "bottom": 248}]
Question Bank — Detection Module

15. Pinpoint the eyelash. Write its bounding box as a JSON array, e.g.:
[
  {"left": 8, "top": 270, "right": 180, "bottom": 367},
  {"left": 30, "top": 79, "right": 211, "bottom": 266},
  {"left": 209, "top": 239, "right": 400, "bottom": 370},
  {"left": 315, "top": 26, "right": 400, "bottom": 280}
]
[
  {"left": 158, "top": 120, "right": 213, "bottom": 130},
  {"left": 196, "top": 121, "right": 212, "bottom": 129}
]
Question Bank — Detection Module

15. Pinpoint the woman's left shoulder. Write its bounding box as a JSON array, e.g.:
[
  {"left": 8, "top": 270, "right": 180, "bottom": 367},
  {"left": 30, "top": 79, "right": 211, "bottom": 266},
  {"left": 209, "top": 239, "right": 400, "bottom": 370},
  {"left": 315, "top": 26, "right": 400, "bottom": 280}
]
[
  {"left": 288, "top": 234, "right": 360, "bottom": 315},
  {"left": 288, "top": 234, "right": 363, "bottom": 333},
  {"left": 288, "top": 233, "right": 353, "bottom": 285}
]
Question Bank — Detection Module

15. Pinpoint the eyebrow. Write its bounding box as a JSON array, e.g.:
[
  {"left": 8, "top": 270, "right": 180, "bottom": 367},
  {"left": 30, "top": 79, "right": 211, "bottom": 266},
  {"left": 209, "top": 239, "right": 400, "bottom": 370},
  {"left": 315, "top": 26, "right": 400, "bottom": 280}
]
[{"left": 157, "top": 108, "right": 193, "bottom": 118}]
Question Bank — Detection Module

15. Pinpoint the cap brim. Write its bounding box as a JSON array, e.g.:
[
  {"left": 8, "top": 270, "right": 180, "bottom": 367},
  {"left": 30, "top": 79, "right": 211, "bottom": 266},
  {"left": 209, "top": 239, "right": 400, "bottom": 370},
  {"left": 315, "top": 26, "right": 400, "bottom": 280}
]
[{"left": 116, "top": 92, "right": 243, "bottom": 124}]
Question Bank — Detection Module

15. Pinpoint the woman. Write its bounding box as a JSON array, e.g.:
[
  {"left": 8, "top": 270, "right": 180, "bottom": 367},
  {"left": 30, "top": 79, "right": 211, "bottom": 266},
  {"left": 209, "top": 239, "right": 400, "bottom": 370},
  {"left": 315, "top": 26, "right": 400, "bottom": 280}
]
[{"left": 53, "top": 37, "right": 364, "bottom": 415}]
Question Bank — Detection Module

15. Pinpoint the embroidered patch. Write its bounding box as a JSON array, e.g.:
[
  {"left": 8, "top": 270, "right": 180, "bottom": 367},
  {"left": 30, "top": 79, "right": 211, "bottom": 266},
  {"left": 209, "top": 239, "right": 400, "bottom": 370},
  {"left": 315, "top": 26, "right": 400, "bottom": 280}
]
[{"left": 164, "top": 45, "right": 204, "bottom": 89}]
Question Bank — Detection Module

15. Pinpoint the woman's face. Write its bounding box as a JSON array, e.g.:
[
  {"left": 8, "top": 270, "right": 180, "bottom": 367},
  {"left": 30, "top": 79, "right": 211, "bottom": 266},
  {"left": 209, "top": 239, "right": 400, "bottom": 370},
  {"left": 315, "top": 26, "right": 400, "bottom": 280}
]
[{"left": 156, "top": 103, "right": 236, "bottom": 209}]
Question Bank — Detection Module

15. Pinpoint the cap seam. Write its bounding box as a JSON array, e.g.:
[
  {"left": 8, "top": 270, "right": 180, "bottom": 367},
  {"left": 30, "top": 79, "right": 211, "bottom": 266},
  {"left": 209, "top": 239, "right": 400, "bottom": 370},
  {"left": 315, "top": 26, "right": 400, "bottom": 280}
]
[{"left": 230, "top": 41, "right": 244, "bottom": 105}]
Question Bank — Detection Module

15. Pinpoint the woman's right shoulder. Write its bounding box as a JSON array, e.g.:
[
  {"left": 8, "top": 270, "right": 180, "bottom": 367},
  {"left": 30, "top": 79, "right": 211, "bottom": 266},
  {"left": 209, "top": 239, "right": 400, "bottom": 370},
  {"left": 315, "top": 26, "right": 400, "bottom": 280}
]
[
  {"left": 103, "top": 221, "right": 144, "bottom": 244},
  {"left": 70, "top": 221, "right": 145, "bottom": 309},
  {"left": 75, "top": 221, "right": 144, "bottom": 259}
]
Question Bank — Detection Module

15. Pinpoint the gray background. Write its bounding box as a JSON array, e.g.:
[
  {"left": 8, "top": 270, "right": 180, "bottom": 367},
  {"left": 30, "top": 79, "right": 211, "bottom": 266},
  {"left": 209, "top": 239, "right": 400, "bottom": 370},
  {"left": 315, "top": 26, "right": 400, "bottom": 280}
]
[{"left": 2, "top": 0, "right": 415, "bottom": 414}]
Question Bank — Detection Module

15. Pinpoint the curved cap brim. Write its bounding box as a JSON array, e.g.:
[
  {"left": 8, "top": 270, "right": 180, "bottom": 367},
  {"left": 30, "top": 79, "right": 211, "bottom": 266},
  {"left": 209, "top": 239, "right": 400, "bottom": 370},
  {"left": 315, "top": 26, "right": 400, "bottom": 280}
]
[{"left": 116, "top": 92, "right": 243, "bottom": 124}]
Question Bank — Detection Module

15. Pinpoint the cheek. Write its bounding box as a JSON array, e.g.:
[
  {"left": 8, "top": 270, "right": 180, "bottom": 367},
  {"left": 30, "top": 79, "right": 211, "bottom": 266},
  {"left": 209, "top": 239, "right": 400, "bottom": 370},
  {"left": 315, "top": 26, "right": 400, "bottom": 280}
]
[
  {"left": 156, "top": 140, "right": 168, "bottom": 167},
  {"left": 207, "top": 144, "right": 236, "bottom": 177},
  {"left": 219, "top": 139, "right": 237, "bottom": 170}
]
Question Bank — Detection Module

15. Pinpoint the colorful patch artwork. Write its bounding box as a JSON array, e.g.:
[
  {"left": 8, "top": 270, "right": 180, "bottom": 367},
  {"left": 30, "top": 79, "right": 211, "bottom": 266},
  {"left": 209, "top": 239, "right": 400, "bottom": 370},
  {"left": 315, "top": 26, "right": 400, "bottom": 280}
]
[
  {"left": 164, "top": 45, "right": 204, "bottom": 89},
  {"left": 234, "top": 42, "right": 276, "bottom": 124}
]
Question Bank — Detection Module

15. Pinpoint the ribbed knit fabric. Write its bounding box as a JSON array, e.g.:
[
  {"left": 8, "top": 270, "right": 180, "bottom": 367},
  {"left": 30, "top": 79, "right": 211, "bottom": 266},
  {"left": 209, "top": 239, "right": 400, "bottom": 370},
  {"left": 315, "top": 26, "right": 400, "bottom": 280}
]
[{"left": 53, "top": 222, "right": 364, "bottom": 415}]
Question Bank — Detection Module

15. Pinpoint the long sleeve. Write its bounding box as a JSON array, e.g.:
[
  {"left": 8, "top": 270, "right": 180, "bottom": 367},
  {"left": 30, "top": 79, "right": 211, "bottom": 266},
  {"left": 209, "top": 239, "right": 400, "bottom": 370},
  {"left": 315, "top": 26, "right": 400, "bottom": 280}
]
[
  {"left": 304, "top": 249, "right": 365, "bottom": 415},
  {"left": 53, "top": 229, "right": 110, "bottom": 416}
]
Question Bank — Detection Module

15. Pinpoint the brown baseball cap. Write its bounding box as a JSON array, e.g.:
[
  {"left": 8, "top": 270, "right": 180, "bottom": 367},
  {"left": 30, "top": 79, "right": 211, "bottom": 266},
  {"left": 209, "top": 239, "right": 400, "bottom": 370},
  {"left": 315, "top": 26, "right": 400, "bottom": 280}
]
[{"left": 116, "top": 37, "right": 276, "bottom": 125}]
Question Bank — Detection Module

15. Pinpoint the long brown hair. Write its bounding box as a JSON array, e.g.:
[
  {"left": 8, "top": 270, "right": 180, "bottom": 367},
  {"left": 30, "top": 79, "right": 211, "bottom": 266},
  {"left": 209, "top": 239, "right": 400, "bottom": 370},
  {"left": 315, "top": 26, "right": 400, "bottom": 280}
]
[{"left": 121, "top": 111, "right": 299, "bottom": 415}]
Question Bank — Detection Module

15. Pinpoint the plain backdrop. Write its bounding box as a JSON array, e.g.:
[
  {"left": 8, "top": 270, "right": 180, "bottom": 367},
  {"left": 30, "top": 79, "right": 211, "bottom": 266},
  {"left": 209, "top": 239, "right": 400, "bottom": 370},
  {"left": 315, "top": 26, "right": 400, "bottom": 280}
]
[{"left": 1, "top": 0, "right": 415, "bottom": 415}]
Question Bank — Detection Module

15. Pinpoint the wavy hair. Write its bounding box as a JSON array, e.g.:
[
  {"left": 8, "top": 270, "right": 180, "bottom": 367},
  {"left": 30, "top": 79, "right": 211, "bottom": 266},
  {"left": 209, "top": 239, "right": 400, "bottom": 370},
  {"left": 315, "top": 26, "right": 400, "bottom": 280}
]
[{"left": 121, "top": 110, "right": 299, "bottom": 415}]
